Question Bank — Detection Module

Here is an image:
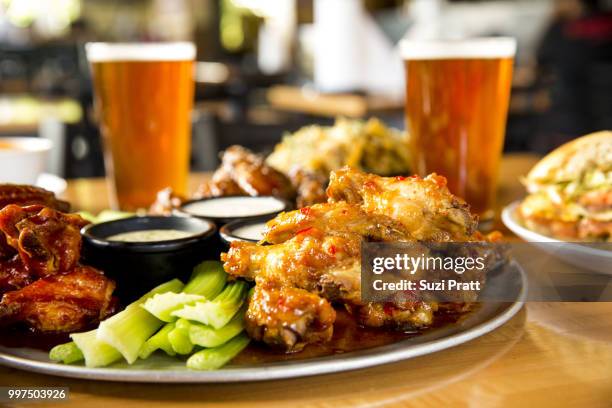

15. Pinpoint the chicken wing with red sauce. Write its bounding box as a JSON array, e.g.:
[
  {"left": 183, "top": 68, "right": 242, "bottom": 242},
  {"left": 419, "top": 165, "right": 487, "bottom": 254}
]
[
  {"left": 326, "top": 167, "right": 478, "bottom": 241},
  {"left": 246, "top": 284, "right": 335, "bottom": 351},
  {"left": 196, "top": 145, "right": 296, "bottom": 201},
  {"left": 262, "top": 201, "right": 413, "bottom": 245},
  {"left": 0, "top": 266, "right": 116, "bottom": 333},
  {"left": 0, "top": 185, "right": 70, "bottom": 212},
  {"left": 0, "top": 205, "right": 88, "bottom": 279}
]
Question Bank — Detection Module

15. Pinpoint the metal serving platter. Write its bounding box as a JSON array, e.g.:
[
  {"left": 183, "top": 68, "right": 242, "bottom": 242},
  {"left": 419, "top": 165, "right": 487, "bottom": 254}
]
[{"left": 0, "top": 262, "right": 526, "bottom": 383}]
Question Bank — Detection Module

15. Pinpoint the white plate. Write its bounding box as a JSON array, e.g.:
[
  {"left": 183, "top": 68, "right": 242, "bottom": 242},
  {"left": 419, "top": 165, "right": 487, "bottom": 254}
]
[
  {"left": 502, "top": 201, "right": 612, "bottom": 274},
  {"left": 0, "top": 263, "right": 525, "bottom": 383},
  {"left": 36, "top": 173, "right": 67, "bottom": 196}
]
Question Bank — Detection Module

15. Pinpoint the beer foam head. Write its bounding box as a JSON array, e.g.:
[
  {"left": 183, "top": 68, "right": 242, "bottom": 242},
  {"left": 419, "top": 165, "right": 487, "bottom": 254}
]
[
  {"left": 400, "top": 37, "right": 516, "bottom": 60},
  {"left": 86, "top": 42, "right": 196, "bottom": 62}
]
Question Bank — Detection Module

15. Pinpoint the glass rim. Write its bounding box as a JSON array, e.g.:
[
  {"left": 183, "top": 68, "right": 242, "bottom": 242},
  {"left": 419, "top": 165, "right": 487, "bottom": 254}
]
[
  {"left": 400, "top": 37, "right": 516, "bottom": 60},
  {"left": 85, "top": 42, "right": 196, "bottom": 62}
]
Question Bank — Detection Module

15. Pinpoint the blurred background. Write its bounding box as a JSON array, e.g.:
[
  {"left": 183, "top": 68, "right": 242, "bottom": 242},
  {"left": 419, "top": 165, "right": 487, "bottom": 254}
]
[{"left": 0, "top": 0, "right": 610, "bottom": 179}]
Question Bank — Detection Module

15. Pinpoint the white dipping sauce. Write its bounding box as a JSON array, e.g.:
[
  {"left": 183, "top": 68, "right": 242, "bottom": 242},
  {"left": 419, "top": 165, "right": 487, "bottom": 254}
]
[
  {"left": 183, "top": 196, "right": 286, "bottom": 218},
  {"left": 107, "top": 229, "right": 193, "bottom": 242},
  {"left": 232, "top": 222, "right": 268, "bottom": 241}
]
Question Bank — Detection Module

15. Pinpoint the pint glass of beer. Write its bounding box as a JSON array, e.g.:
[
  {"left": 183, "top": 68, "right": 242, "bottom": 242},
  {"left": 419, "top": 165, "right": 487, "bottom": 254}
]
[
  {"left": 401, "top": 38, "right": 515, "bottom": 223},
  {"left": 86, "top": 42, "right": 195, "bottom": 210}
]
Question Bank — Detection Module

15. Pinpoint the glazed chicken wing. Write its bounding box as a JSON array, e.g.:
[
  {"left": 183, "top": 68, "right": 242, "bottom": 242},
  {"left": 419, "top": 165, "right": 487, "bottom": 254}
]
[
  {"left": 223, "top": 168, "right": 491, "bottom": 351},
  {"left": 196, "top": 146, "right": 296, "bottom": 201},
  {"left": 0, "top": 185, "right": 70, "bottom": 212},
  {"left": 327, "top": 167, "right": 478, "bottom": 241},
  {"left": 225, "top": 227, "right": 362, "bottom": 301},
  {"left": 262, "top": 201, "right": 413, "bottom": 245},
  {"left": 246, "top": 284, "right": 336, "bottom": 351},
  {"left": 0, "top": 205, "right": 88, "bottom": 279},
  {"left": 0, "top": 266, "right": 116, "bottom": 332}
]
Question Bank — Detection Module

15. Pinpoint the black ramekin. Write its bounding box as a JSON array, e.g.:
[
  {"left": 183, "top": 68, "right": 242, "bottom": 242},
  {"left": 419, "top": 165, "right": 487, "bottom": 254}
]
[
  {"left": 219, "top": 217, "right": 271, "bottom": 245},
  {"left": 178, "top": 195, "right": 291, "bottom": 227},
  {"left": 81, "top": 216, "right": 216, "bottom": 302}
]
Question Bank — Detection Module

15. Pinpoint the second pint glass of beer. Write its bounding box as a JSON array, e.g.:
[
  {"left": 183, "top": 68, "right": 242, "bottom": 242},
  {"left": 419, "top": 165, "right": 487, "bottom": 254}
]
[
  {"left": 86, "top": 42, "right": 195, "bottom": 210},
  {"left": 401, "top": 38, "right": 516, "bottom": 224}
]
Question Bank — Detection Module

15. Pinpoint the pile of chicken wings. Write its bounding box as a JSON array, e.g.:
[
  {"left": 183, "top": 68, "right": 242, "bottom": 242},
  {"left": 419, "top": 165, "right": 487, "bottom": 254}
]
[
  {"left": 0, "top": 186, "right": 116, "bottom": 333},
  {"left": 222, "top": 167, "right": 493, "bottom": 352}
]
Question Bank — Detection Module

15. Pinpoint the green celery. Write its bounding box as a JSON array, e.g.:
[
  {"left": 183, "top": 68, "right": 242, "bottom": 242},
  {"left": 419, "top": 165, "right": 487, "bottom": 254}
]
[
  {"left": 75, "top": 211, "right": 98, "bottom": 223},
  {"left": 70, "top": 330, "right": 122, "bottom": 368},
  {"left": 141, "top": 293, "right": 205, "bottom": 322},
  {"left": 140, "top": 262, "right": 226, "bottom": 323},
  {"left": 182, "top": 261, "right": 227, "bottom": 296},
  {"left": 189, "top": 305, "right": 246, "bottom": 348},
  {"left": 96, "top": 210, "right": 135, "bottom": 223},
  {"left": 168, "top": 319, "right": 194, "bottom": 355},
  {"left": 96, "top": 279, "right": 184, "bottom": 364},
  {"left": 49, "top": 341, "right": 84, "bottom": 364},
  {"left": 138, "top": 323, "right": 176, "bottom": 359},
  {"left": 186, "top": 333, "right": 250, "bottom": 370},
  {"left": 171, "top": 281, "right": 248, "bottom": 329}
]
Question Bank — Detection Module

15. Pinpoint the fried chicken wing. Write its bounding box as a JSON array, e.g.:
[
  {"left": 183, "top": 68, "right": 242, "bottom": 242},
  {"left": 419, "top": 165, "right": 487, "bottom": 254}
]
[
  {"left": 0, "top": 266, "right": 116, "bottom": 333},
  {"left": 262, "top": 201, "right": 413, "bottom": 245},
  {"left": 246, "top": 284, "right": 335, "bottom": 351},
  {"left": 149, "top": 187, "right": 186, "bottom": 215},
  {"left": 326, "top": 167, "right": 478, "bottom": 241},
  {"left": 0, "top": 185, "right": 69, "bottom": 212},
  {"left": 0, "top": 256, "right": 31, "bottom": 294},
  {"left": 287, "top": 168, "right": 328, "bottom": 208},
  {"left": 196, "top": 146, "right": 296, "bottom": 201},
  {"left": 0, "top": 205, "right": 88, "bottom": 278}
]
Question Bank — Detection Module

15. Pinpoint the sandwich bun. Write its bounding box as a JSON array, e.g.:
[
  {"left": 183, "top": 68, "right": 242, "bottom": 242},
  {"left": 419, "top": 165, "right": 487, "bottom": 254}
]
[{"left": 525, "top": 131, "right": 612, "bottom": 192}]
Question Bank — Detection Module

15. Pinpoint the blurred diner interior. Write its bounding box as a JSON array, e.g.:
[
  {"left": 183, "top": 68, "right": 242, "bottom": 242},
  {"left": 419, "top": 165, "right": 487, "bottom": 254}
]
[{"left": 0, "top": 0, "right": 610, "bottom": 180}]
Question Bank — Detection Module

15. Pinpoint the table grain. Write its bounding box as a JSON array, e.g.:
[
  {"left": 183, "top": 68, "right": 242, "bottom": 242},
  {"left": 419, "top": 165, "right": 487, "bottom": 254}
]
[{"left": 2, "top": 154, "right": 611, "bottom": 408}]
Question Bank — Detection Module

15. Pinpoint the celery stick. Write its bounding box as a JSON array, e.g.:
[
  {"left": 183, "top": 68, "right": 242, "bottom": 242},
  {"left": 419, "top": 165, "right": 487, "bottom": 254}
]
[
  {"left": 97, "top": 209, "right": 135, "bottom": 223},
  {"left": 49, "top": 341, "right": 84, "bottom": 364},
  {"left": 75, "top": 211, "right": 98, "bottom": 224},
  {"left": 182, "top": 261, "right": 227, "bottom": 296},
  {"left": 171, "top": 281, "right": 248, "bottom": 329},
  {"left": 189, "top": 305, "right": 246, "bottom": 348},
  {"left": 71, "top": 330, "right": 122, "bottom": 368},
  {"left": 168, "top": 319, "right": 194, "bottom": 355},
  {"left": 186, "top": 334, "right": 250, "bottom": 370},
  {"left": 140, "top": 262, "right": 226, "bottom": 322},
  {"left": 142, "top": 293, "right": 205, "bottom": 322},
  {"left": 138, "top": 323, "right": 176, "bottom": 359},
  {"left": 97, "top": 279, "right": 184, "bottom": 364}
]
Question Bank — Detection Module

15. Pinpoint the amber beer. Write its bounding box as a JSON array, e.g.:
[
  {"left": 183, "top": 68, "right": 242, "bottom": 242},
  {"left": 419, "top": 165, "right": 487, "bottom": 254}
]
[
  {"left": 86, "top": 43, "right": 195, "bottom": 210},
  {"left": 402, "top": 38, "right": 515, "bottom": 223}
]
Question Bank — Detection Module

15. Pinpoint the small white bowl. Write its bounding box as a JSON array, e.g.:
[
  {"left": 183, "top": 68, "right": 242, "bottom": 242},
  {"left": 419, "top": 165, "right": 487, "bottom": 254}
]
[{"left": 0, "top": 137, "right": 52, "bottom": 185}]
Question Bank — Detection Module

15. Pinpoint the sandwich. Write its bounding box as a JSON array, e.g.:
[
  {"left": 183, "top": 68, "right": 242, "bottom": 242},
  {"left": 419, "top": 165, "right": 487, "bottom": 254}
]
[{"left": 518, "top": 131, "right": 612, "bottom": 242}]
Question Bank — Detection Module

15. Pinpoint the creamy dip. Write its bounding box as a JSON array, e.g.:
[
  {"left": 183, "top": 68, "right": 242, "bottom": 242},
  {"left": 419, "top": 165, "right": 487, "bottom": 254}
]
[
  {"left": 232, "top": 222, "right": 268, "bottom": 241},
  {"left": 182, "top": 197, "right": 286, "bottom": 218},
  {"left": 107, "top": 229, "right": 193, "bottom": 242}
]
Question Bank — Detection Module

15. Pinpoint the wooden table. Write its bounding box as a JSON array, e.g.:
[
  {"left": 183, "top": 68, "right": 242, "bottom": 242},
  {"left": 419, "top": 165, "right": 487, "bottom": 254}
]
[{"left": 3, "top": 154, "right": 612, "bottom": 407}]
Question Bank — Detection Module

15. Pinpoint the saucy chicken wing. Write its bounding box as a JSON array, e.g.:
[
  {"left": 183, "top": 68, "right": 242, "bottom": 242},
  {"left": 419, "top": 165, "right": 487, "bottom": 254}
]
[
  {"left": 326, "top": 167, "right": 478, "bottom": 241},
  {"left": 0, "top": 266, "right": 116, "bottom": 332},
  {"left": 0, "top": 185, "right": 70, "bottom": 212},
  {"left": 0, "top": 205, "right": 88, "bottom": 279},
  {"left": 246, "top": 284, "right": 336, "bottom": 351},
  {"left": 196, "top": 146, "right": 296, "bottom": 201},
  {"left": 262, "top": 201, "right": 413, "bottom": 245}
]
